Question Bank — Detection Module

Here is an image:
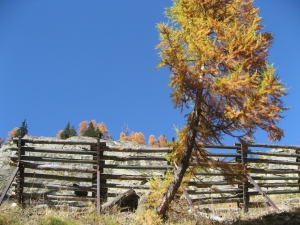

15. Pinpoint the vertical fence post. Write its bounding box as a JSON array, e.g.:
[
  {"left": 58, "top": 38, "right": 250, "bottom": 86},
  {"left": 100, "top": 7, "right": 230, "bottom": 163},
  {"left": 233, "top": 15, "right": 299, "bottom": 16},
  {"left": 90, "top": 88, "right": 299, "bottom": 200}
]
[
  {"left": 296, "top": 148, "right": 300, "bottom": 191},
  {"left": 96, "top": 134, "right": 101, "bottom": 214},
  {"left": 16, "top": 136, "right": 25, "bottom": 205},
  {"left": 241, "top": 142, "right": 249, "bottom": 212},
  {"left": 94, "top": 134, "right": 107, "bottom": 214},
  {"left": 235, "top": 142, "right": 242, "bottom": 209}
]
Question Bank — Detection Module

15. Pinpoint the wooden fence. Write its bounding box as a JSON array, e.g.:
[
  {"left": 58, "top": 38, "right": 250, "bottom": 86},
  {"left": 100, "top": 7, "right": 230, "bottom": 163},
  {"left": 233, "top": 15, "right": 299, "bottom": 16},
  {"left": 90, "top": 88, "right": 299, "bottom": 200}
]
[{"left": 5, "top": 136, "right": 300, "bottom": 212}]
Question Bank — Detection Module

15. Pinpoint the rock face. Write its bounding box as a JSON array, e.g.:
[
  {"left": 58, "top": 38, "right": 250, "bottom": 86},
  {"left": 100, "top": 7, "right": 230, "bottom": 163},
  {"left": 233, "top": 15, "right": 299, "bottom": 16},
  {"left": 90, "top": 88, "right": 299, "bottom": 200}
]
[{"left": 0, "top": 140, "right": 16, "bottom": 193}]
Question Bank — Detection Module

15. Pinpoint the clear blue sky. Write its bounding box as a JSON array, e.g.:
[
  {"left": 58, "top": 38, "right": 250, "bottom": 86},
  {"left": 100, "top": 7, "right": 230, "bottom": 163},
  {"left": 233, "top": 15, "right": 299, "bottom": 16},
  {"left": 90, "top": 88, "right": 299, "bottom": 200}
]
[{"left": 1, "top": 1, "right": 299, "bottom": 146}]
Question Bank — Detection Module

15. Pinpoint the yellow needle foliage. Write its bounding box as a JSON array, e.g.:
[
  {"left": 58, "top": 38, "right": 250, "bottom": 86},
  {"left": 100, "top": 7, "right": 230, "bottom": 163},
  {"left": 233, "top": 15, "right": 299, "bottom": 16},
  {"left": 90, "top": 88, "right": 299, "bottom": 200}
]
[
  {"left": 157, "top": 0, "right": 287, "bottom": 146},
  {"left": 154, "top": 0, "right": 287, "bottom": 215}
]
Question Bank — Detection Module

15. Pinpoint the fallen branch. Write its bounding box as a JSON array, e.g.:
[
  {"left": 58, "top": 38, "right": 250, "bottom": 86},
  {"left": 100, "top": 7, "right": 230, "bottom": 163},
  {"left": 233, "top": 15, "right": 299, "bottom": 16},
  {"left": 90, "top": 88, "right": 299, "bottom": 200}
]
[{"left": 198, "top": 212, "right": 234, "bottom": 224}]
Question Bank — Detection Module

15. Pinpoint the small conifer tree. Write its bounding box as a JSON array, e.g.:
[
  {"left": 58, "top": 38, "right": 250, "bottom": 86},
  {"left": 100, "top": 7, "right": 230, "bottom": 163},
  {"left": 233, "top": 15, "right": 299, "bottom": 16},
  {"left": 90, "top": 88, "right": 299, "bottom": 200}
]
[
  {"left": 60, "top": 122, "right": 77, "bottom": 139},
  {"left": 14, "top": 119, "right": 28, "bottom": 138},
  {"left": 60, "top": 122, "right": 71, "bottom": 139},
  {"left": 70, "top": 125, "right": 77, "bottom": 137},
  {"left": 82, "top": 122, "right": 102, "bottom": 138}
]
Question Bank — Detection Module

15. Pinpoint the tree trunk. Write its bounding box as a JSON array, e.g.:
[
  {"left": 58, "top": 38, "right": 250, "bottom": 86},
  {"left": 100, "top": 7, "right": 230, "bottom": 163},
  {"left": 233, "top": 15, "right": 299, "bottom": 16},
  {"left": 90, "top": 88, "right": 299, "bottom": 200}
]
[{"left": 156, "top": 109, "right": 200, "bottom": 216}]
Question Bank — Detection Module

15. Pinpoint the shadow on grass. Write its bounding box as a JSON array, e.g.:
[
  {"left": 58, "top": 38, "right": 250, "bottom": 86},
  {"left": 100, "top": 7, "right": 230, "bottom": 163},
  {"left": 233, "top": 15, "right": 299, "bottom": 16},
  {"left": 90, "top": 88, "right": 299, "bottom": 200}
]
[{"left": 231, "top": 207, "right": 300, "bottom": 225}]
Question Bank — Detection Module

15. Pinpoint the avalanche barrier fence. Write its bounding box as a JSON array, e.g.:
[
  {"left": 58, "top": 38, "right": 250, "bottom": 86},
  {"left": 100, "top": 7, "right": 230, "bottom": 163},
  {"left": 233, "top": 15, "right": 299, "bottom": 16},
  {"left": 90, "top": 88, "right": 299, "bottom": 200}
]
[{"left": 1, "top": 136, "right": 300, "bottom": 213}]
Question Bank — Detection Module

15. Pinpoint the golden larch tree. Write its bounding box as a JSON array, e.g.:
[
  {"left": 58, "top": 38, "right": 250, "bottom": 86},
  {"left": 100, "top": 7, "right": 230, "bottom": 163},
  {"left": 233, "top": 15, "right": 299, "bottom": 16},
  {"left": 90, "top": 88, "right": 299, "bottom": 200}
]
[
  {"left": 148, "top": 135, "right": 159, "bottom": 148},
  {"left": 119, "top": 131, "right": 131, "bottom": 141},
  {"left": 156, "top": 0, "right": 287, "bottom": 215},
  {"left": 129, "top": 131, "right": 136, "bottom": 141},
  {"left": 158, "top": 135, "right": 168, "bottom": 147},
  {"left": 7, "top": 127, "right": 19, "bottom": 141},
  {"left": 56, "top": 130, "right": 63, "bottom": 139},
  {"left": 78, "top": 121, "right": 88, "bottom": 136},
  {"left": 98, "top": 122, "right": 109, "bottom": 138},
  {"left": 132, "top": 132, "right": 146, "bottom": 145}
]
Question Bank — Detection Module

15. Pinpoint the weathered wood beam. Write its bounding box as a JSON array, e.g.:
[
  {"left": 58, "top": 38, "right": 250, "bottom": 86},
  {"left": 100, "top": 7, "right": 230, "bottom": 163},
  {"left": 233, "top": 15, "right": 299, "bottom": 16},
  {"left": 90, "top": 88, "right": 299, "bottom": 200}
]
[
  {"left": 18, "top": 192, "right": 96, "bottom": 201},
  {"left": 245, "top": 150, "right": 300, "bottom": 158},
  {"left": 101, "top": 183, "right": 149, "bottom": 189},
  {"left": 10, "top": 161, "right": 95, "bottom": 173},
  {"left": 192, "top": 197, "right": 243, "bottom": 204},
  {"left": 187, "top": 188, "right": 242, "bottom": 195},
  {"left": 246, "top": 175, "right": 281, "bottom": 212},
  {"left": 10, "top": 147, "right": 96, "bottom": 155},
  {"left": 11, "top": 156, "right": 96, "bottom": 164},
  {"left": 102, "top": 164, "right": 172, "bottom": 170},
  {"left": 12, "top": 138, "right": 103, "bottom": 145},
  {"left": 246, "top": 158, "right": 300, "bottom": 166},
  {"left": 23, "top": 173, "right": 93, "bottom": 182},
  {"left": 99, "top": 146, "right": 171, "bottom": 153},
  {"left": 102, "top": 155, "right": 167, "bottom": 161},
  {"left": 247, "top": 143, "right": 300, "bottom": 150},
  {"left": 248, "top": 168, "right": 300, "bottom": 174},
  {"left": 12, "top": 182, "right": 95, "bottom": 192}
]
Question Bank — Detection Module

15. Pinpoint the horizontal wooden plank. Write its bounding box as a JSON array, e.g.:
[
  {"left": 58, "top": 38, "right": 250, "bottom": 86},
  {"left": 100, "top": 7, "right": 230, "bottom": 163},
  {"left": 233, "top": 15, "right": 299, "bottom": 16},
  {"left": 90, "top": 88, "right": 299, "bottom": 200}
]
[
  {"left": 193, "top": 172, "right": 239, "bottom": 176},
  {"left": 102, "top": 164, "right": 172, "bottom": 170},
  {"left": 102, "top": 155, "right": 167, "bottom": 161},
  {"left": 245, "top": 150, "right": 300, "bottom": 158},
  {"left": 249, "top": 168, "right": 300, "bottom": 174},
  {"left": 187, "top": 188, "right": 242, "bottom": 195},
  {"left": 24, "top": 173, "right": 93, "bottom": 182},
  {"left": 236, "top": 189, "right": 300, "bottom": 196},
  {"left": 203, "top": 145, "right": 241, "bottom": 150},
  {"left": 247, "top": 143, "right": 300, "bottom": 150},
  {"left": 101, "top": 183, "right": 150, "bottom": 189},
  {"left": 192, "top": 197, "right": 242, "bottom": 204},
  {"left": 202, "top": 153, "right": 241, "bottom": 157},
  {"left": 246, "top": 158, "right": 300, "bottom": 166},
  {"left": 188, "top": 181, "right": 242, "bottom": 187},
  {"left": 12, "top": 138, "right": 103, "bottom": 146},
  {"left": 19, "top": 192, "right": 96, "bottom": 202},
  {"left": 10, "top": 161, "right": 96, "bottom": 173},
  {"left": 10, "top": 147, "right": 96, "bottom": 155},
  {"left": 11, "top": 156, "right": 96, "bottom": 164},
  {"left": 12, "top": 182, "right": 95, "bottom": 192},
  {"left": 11, "top": 146, "right": 172, "bottom": 154},
  {"left": 101, "top": 174, "right": 152, "bottom": 181},
  {"left": 189, "top": 162, "right": 239, "bottom": 167},
  {"left": 245, "top": 182, "right": 300, "bottom": 188},
  {"left": 98, "top": 146, "right": 171, "bottom": 153},
  {"left": 250, "top": 176, "right": 300, "bottom": 181}
]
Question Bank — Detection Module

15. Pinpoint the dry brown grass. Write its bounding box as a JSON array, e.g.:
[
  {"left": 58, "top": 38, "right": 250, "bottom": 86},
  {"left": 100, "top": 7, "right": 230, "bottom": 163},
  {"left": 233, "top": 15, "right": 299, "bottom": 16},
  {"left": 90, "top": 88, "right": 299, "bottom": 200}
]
[{"left": 1, "top": 194, "right": 300, "bottom": 225}]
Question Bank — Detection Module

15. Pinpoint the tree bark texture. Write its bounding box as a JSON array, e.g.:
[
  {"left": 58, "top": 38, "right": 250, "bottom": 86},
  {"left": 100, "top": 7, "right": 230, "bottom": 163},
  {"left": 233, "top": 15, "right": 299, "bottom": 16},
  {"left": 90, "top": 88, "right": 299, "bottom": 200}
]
[{"left": 156, "top": 109, "right": 200, "bottom": 215}]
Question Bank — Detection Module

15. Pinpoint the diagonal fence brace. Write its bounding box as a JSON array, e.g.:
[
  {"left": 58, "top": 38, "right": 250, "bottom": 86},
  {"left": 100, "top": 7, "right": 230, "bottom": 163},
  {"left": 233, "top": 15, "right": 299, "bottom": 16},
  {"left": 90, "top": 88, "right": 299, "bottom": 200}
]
[
  {"left": 246, "top": 174, "right": 281, "bottom": 212},
  {"left": 0, "top": 163, "right": 19, "bottom": 206}
]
